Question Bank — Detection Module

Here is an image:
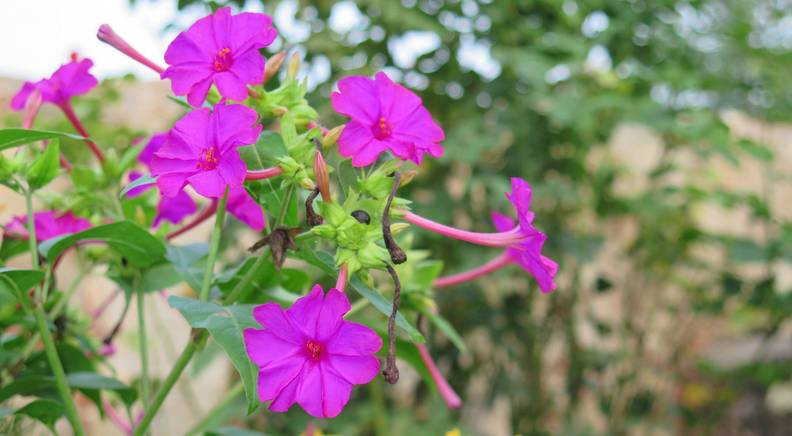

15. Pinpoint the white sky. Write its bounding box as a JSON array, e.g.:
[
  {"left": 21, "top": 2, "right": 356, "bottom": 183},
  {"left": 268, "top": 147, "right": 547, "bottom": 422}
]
[{"left": 0, "top": 0, "right": 204, "bottom": 80}]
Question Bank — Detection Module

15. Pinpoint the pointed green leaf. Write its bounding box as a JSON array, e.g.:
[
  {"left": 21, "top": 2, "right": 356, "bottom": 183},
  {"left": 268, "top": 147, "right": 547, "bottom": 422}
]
[
  {"left": 39, "top": 221, "right": 166, "bottom": 267},
  {"left": 0, "top": 128, "right": 83, "bottom": 151}
]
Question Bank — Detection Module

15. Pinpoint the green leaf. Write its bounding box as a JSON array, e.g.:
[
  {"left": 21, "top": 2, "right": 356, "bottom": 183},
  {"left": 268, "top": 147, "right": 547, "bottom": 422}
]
[
  {"left": 120, "top": 174, "right": 157, "bottom": 197},
  {"left": 39, "top": 221, "right": 166, "bottom": 267},
  {"left": 422, "top": 309, "right": 467, "bottom": 353},
  {"left": 0, "top": 237, "right": 28, "bottom": 262},
  {"left": 26, "top": 138, "right": 60, "bottom": 190},
  {"left": 296, "top": 249, "right": 425, "bottom": 343},
  {"left": 13, "top": 399, "right": 64, "bottom": 431},
  {"left": 0, "top": 268, "right": 44, "bottom": 310},
  {"left": 166, "top": 243, "right": 208, "bottom": 292},
  {"left": 239, "top": 131, "right": 287, "bottom": 169},
  {"left": 168, "top": 296, "right": 259, "bottom": 414},
  {"left": 0, "top": 375, "right": 55, "bottom": 403},
  {"left": 66, "top": 372, "right": 128, "bottom": 390},
  {"left": 0, "top": 128, "right": 83, "bottom": 151}
]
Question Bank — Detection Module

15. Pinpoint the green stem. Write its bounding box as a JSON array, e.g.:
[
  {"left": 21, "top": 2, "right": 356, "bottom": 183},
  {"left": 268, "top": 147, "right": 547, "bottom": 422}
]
[
  {"left": 222, "top": 248, "right": 270, "bottom": 305},
  {"left": 134, "top": 185, "right": 294, "bottom": 435},
  {"left": 25, "top": 188, "right": 85, "bottom": 435},
  {"left": 33, "top": 306, "right": 86, "bottom": 436},
  {"left": 24, "top": 189, "right": 39, "bottom": 270},
  {"left": 199, "top": 189, "right": 229, "bottom": 301},
  {"left": 133, "top": 333, "right": 206, "bottom": 436},
  {"left": 185, "top": 381, "right": 244, "bottom": 436},
  {"left": 136, "top": 274, "right": 150, "bottom": 411}
]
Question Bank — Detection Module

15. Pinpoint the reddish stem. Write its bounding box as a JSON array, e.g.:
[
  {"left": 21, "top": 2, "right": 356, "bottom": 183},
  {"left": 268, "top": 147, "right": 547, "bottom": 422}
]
[
  {"left": 166, "top": 200, "right": 218, "bottom": 240},
  {"left": 103, "top": 400, "right": 133, "bottom": 435},
  {"left": 335, "top": 263, "right": 348, "bottom": 293},
  {"left": 416, "top": 343, "right": 462, "bottom": 409},
  {"left": 433, "top": 252, "right": 511, "bottom": 288},
  {"left": 245, "top": 166, "right": 283, "bottom": 181},
  {"left": 58, "top": 101, "right": 105, "bottom": 163}
]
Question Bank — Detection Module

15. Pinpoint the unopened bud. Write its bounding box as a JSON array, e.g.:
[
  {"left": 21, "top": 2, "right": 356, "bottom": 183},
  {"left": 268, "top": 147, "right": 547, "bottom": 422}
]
[
  {"left": 263, "top": 51, "right": 286, "bottom": 84},
  {"left": 97, "top": 24, "right": 165, "bottom": 75},
  {"left": 287, "top": 53, "right": 301, "bottom": 79},
  {"left": 272, "top": 106, "right": 289, "bottom": 116},
  {"left": 321, "top": 125, "right": 344, "bottom": 148},
  {"left": 313, "top": 151, "right": 332, "bottom": 203},
  {"left": 390, "top": 223, "right": 409, "bottom": 235},
  {"left": 22, "top": 88, "right": 43, "bottom": 129},
  {"left": 300, "top": 178, "right": 316, "bottom": 190},
  {"left": 399, "top": 169, "right": 418, "bottom": 186}
]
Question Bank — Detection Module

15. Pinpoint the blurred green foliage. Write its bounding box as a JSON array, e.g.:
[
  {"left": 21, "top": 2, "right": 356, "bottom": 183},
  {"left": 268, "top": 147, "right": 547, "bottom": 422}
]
[{"left": 148, "top": 0, "right": 792, "bottom": 434}]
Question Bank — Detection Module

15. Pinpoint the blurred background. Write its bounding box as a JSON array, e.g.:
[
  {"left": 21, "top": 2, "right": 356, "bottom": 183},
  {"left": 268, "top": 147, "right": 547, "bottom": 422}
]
[{"left": 2, "top": 0, "right": 792, "bottom": 435}]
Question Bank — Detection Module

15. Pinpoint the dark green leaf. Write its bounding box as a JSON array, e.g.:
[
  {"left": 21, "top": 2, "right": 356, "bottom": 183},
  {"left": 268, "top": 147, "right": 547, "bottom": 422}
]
[
  {"left": 13, "top": 399, "right": 64, "bottom": 431},
  {"left": 26, "top": 138, "right": 60, "bottom": 190},
  {"left": 0, "top": 128, "right": 83, "bottom": 151},
  {"left": 422, "top": 309, "right": 467, "bottom": 353},
  {"left": 39, "top": 221, "right": 166, "bottom": 267}
]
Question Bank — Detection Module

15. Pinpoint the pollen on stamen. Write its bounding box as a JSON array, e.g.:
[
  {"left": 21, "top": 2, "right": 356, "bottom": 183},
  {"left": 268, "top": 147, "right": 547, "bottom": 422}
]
[
  {"left": 196, "top": 146, "right": 220, "bottom": 170},
  {"left": 213, "top": 47, "right": 233, "bottom": 72},
  {"left": 305, "top": 339, "right": 323, "bottom": 360},
  {"left": 372, "top": 116, "right": 393, "bottom": 140}
]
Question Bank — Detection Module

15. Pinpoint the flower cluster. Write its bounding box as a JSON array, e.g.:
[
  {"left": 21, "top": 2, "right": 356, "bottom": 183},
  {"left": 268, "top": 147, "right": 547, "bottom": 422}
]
[{"left": 4, "top": 4, "right": 559, "bottom": 430}]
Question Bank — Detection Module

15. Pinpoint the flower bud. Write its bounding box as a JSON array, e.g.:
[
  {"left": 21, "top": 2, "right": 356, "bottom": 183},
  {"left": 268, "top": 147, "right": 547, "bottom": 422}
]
[
  {"left": 321, "top": 125, "right": 344, "bottom": 148},
  {"left": 300, "top": 177, "right": 315, "bottom": 190},
  {"left": 390, "top": 223, "right": 410, "bottom": 235},
  {"left": 273, "top": 106, "right": 289, "bottom": 116},
  {"left": 313, "top": 151, "right": 332, "bottom": 203},
  {"left": 310, "top": 223, "right": 336, "bottom": 239},
  {"left": 263, "top": 51, "right": 286, "bottom": 84},
  {"left": 358, "top": 242, "right": 390, "bottom": 269},
  {"left": 287, "top": 52, "right": 301, "bottom": 80},
  {"left": 399, "top": 169, "right": 418, "bottom": 186}
]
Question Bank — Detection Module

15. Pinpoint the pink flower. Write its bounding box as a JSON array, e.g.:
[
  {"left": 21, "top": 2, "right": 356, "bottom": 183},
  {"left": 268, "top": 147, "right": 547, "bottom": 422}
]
[
  {"left": 153, "top": 190, "right": 198, "bottom": 228},
  {"left": 138, "top": 133, "right": 166, "bottom": 167},
  {"left": 162, "top": 7, "right": 278, "bottom": 106},
  {"left": 151, "top": 104, "right": 261, "bottom": 199},
  {"left": 227, "top": 187, "right": 265, "bottom": 232},
  {"left": 4, "top": 211, "right": 91, "bottom": 241},
  {"left": 244, "top": 285, "right": 382, "bottom": 418},
  {"left": 10, "top": 58, "right": 98, "bottom": 110},
  {"left": 331, "top": 72, "right": 445, "bottom": 166},
  {"left": 491, "top": 212, "right": 558, "bottom": 293}
]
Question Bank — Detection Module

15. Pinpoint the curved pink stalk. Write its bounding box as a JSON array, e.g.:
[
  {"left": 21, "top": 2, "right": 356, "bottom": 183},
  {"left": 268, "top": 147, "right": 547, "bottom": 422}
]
[
  {"left": 103, "top": 400, "right": 132, "bottom": 435},
  {"left": 335, "top": 263, "right": 348, "bottom": 293},
  {"left": 245, "top": 166, "right": 283, "bottom": 181},
  {"left": 92, "top": 288, "right": 122, "bottom": 321},
  {"left": 433, "top": 252, "right": 511, "bottom": 288},
  {"left": 97, "top": 24, "right": 165, "bottom": 74},
  {"left": 21, "top": 89, "right": 73, "bottom": 170},
  {"left": 403, "top": 211, "right": 524, "bottom": 247},
  {"left": 307, "top": 121, "right": 330, "bottom": 135},
  {"left": 58, "top": 101, "right": 105, "bottom": 163},
  {"left": 166, "top": 200, "right": 218, "bottom": 240},
  {"left": 416, "top": 343, "right": 462, "bottom": 409}
]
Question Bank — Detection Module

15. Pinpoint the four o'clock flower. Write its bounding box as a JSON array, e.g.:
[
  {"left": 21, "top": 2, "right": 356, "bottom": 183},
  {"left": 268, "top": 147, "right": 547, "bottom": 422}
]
[
  {"left": 4, "top": 211, "right": 91, "bottom": 241},
  {"left": 11, "top": 58, "right": 98, "bottom": 111},
  {"left": 408, "top": 177, "right": 558, "bottom": 292},
  {"left": 331, "top": 72, "right": 445, "bottom": 166},
  {"left": 244, "top": 285, "right": 382, "bottom": 418},
  {"left": 162, "top": 7, "right": 278, "bottom": 106},
  {"left": 151, "top": 104, "right": 261, "bottom": 199}
]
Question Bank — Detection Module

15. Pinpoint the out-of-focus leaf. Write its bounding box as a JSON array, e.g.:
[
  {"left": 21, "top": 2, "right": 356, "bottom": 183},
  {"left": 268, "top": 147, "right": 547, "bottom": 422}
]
[
  {"left": 0, "top": 128, "right": 83, "bottom": 151},
  {"left": 26, "top": 139, "right": 60, "bottom": 190},
  {"left": 39, "top": 221, "right": 166, "bottom": 267}
]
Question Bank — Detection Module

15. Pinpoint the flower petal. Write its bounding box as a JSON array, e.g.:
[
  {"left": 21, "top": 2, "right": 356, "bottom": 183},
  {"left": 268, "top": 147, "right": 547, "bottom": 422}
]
[
  {"left": 214, "top": 72, "right": 249, "bottom": 102},
  {"left": 212, "top": 104, "right": 261, "bottom": 150},
  {"left": 187, "top": 170, "right": 226, "bottom": 198},
  {"left": 155, "top": 173, "right": 190, "bottom": 198},
  {"left": 244, "top": 328, "right": 301, "bottom": 368},
  {"left": 252, "top": 302, "right": 304, "bottom": 343},
  {"left": 316, "top": 289, "right": 351, "bottom": 341},
  {"left": 326, "top": 321, "right": 383, "bottom": 356},
  {"left": 326, "top": 354, "right": 380, "bottom": 385},
  {"left": 286, "top": 285, "right": 324, "bottom": 338},
  {"left": 257, "top": 356, "right": 304, "bottom": 403},
  {"left": 331, "top": 75, "right": 379, "bottom": 124},
  {"left": 227, "top": 187, "right": 265, "bottom": 231}
]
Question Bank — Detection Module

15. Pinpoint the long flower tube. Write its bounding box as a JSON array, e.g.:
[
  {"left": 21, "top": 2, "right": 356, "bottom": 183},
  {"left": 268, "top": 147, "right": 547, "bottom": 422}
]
[
  {"left": 335, "top": 263, "right": 349, "bottom": 293},
  {"left": 21, "top": 89, "right": 73, "bottom": 170},
  {"left": 58, "top": 101, "right": 105, "bottom": 163},
  {"left": 433, "top": 252, "right": 512, "bottom": 288},
  {"left": 402, "top": 211, "right": 526, "bottom": 247},
  {"left": 97, "top": 25, "right": 165, "bottom": 74},
  {"left": 245, "top": 166, "right": 283, "bottom": 181},
  {"left": 416, "top": 343, "right": 462, "bottom": 409}
]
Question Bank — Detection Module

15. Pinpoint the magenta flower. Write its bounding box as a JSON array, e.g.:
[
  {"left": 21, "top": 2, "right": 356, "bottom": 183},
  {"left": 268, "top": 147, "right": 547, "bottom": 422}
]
[
  {"left": 10, "top": 58, "right": 98, "bottom": 110},
  {"left": 4, "top": 211, "right": 91, "bottom": 241},
  {"left": 162, "top": 7, "right": 278, "bottom": 106},
  {"left": 331, "top": 72, "right": 445, "bottom": 166},
  {"left": 151, "top": 104, "right": 261, "bottom": 199},
  {"left": 153, "top": 190, "right": 198, "bottom": 228},
  {"left": 244, "top": 285, "right": 382, "bottom": 418},
  {"left": 227, "top": 187, "right": 265, "bottom": 232},
  {"left": 491, "top": 212, "right": 558, "bottom": 293},
  {"left": 138, "top": 132, "right": 166, "bottom": 167}
]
